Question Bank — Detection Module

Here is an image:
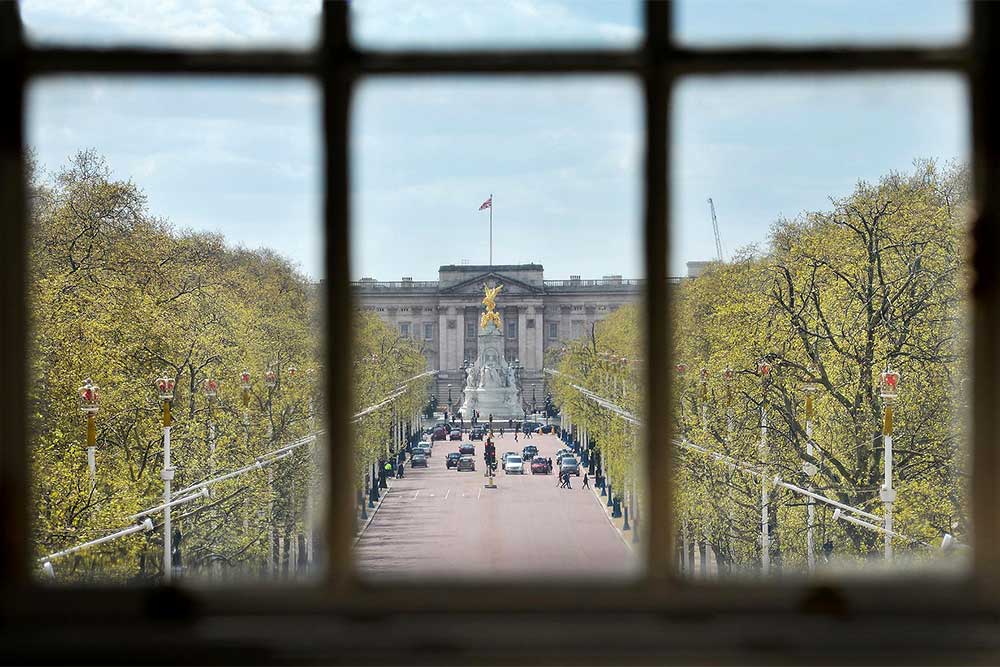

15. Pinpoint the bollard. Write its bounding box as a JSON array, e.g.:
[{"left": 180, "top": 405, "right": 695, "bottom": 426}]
[
  {"left": 622, "top": 505, "right": 630, "bottom": 531},
  {"left": 361, "top": 497, "right": 368, "bottom": 521},
  {"left": 612, "top": 495, "right": 622, "bottom": 519}
]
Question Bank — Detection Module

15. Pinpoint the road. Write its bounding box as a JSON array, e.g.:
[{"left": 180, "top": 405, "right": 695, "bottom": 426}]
[{"left": 355, "top": 431, "right": 639, "bottom": 581}]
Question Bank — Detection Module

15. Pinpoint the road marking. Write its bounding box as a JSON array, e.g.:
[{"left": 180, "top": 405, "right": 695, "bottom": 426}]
[
  {"left": 429, "top": 493, "right": 435, "bottom": 497},
  {"left": 478, "top": 487, "right": 482, "bottom": 500},
  {"left": 444, "top": 489, "right": 450, "bottom": 500},
  {"left": 413, "top": 490, "right": 420, "bottom": 499}
]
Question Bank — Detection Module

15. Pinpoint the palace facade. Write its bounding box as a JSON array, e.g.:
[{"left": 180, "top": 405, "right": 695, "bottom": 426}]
[{"left": 352, "top": 264, "right": 643, "bottom": 414}]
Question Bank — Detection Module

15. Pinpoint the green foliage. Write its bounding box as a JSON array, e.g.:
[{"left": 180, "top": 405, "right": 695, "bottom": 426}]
[
  {"left": 553, "top": 160, "right": 970, "bottom": 572},
  {"left": 29, "top": 151, "right": 430, "bottom": 582}
]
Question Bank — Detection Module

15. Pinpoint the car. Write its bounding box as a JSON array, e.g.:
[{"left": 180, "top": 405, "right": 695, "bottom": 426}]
[
  {"left": 530, "top": 456, "right": 551, "bottom": 474},
  {"left": 521, "top": 445, "right": 538, "bottom": 460},
  {"left": 434, "top": 422, "right": 452, "bottom": 433},
  {"left": 540, "top": 424, "right": 555, "bottom": 434},
  {"left": 501, "top": 451, "right": 517, "bottom": 470},
  {"left": 411, "top": 453, "right": 428, "bottom": 468},
  {"left": 459, "top": 443, "right": 475, "bottom": 456},
  {"left": 521, "top": 421, "right": 543, "bottom": 434},
  {"left": 446, "top": 452, "right": 462, "bottom": 469},
  {"left": 414, "top": 443, "right": 432, "bottom": 457},
  {"left": 559, "top": 456, "right": 580, "bottom": 476},
  {"left": 555, "top": 448, "right": 573, "bottom": 461},
  {"left": 469, "top": 427, "right": 485, "bottom": 441},
  {"left": 504, "top": 455, "right": 524, "bottom": 474},
  {"left": 457, "top": 455, "right": 476, "bottom": 472},
  {"left": 449, "top": 429, "right": 463, "bottom": 441},
  {"left": 431, "top": 426, "right": 448, "bottom": 441}
]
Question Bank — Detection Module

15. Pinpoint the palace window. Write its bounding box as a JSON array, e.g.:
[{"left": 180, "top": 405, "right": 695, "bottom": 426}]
[
  {"left": 506, "top": 320, "right": 517, "bottom": 338},
  {"left": 548, "top": 322, "right": 558, "bottom": 340},
  {"left": 423, "top": 322, "right": 434, "bottom": 340}
]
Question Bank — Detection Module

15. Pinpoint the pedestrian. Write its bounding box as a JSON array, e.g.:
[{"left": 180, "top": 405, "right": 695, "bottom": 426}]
[
  {"left": 582, "top": 473, "right": 590, "bottom": 489},
  {"left": 547, "top": 457, "right": 552, "bottom": 470},
  {"left": 514, "top": 429, "right": 518, "bottom": 442},
  {"left": 564, "top": 471, "right": 572, "bottom": 489},
  {"left": 557, "top": 470, "right": 564, "bottom": 487},
  {"left": 499, "top": 427, "right": 504, "bottom": 438},
  {"left": 396, "top": 462, "right": 404, "bottom": 479},
  {"left": 508, "top": 418, "right": 513, "bottom": 430},
  {"left": 384, "top": 461, "right": 393, "bottom": 482}
]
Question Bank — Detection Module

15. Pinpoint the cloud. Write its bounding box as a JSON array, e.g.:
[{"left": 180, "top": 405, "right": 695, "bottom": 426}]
[{"left": 20, "top": 0, "right": 321, "bottom": 47}]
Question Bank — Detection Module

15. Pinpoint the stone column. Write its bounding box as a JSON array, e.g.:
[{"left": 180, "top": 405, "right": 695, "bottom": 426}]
[
  {"left": 517, "top": 307, "right": 527, "bottom": 366},
  {"left": 438, "top": 307, "right": 449, "bottom": 371},
  {"left": 534, "top": 306, "right": 544, "bottom": 371},
  {"left": 454, "top": 307, "right": 465, "bottom": 373}
]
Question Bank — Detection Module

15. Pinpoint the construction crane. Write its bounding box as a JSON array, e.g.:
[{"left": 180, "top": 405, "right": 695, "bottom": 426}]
[{"left": 707, "top": 197, "right": 725, "bottom": 263}]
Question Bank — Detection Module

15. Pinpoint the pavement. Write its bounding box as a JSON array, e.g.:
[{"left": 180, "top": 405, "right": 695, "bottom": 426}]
[{"left": 355, "top": 431, "right": 639, "bottom": 581}]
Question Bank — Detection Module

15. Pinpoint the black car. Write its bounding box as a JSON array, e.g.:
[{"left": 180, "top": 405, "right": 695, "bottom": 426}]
[
  {"left": 434, "top": 422, "right": 452, "bottom": 433},
  {"left": 469, "top": 427, "right": 485, "bottom": 441},
  {"left": 446, "top": 452, "right": 462, "bottom": 468},
  {"left": 540, "top": 424, "right": 555, "bottom": 434},
  {"left": 411, "top": 453, "right": 428, "bottom": 468},
  {"left": 521, "top": 445, "right": 538, "bottom": 460},
  {"left": 459, "top": 443, "right": 476, "bottom": 456},
  {"left": 521, "top": 421, "right": 543, "bottom": 434}
]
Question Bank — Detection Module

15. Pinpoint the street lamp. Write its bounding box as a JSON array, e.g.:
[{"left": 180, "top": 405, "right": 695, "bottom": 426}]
[
  {"left": 287, "top": 365, "right": 298, "bottom": 381},
  {"left": 155, "top": 374, "right": 176, "bottom": 582},
  {"left": 203, "top": 377, "right": 219, "bottom": 465},
  {"left": 265, "top": 368, "right": 277, "bottom": 390},
  {"left": 757, "top": 360, "right": 771, "bottom": 575},
  {"left": 240, "top": 370, "right": 251, "bottom": 426},
  {"left": 801, "top": 370, "right": 819, "bottom": 572},
  {"left": 78, "top": 378, "right": 100, "bottom": 492},
  {"left": 880, "top": 367, "right": 900, "bottom": 561}
]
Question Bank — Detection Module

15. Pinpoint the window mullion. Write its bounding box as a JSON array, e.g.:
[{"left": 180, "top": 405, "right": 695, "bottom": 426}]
[
  {"left": 642, "top": 0, "right": 674, "bottom": 586},
  {"left": 970, "top": 1, "right": 1000, "bottom": 591},
  {"left": 321, "top": 0, "right": 356, "bottom": 590}
]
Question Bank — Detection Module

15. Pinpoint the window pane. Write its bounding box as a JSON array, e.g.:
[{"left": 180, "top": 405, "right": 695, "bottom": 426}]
[
  {"left": 671, "top": 75, "right": 970, "bottom": 578},
  {"left": 351, "top": 0, "right": 640, "bottom": 51},
  {"left": 351, "top": 77, "right": 643, "bottom": 581},
  {"left": 27, "top": 77, "right": 324, "bottom": 584},
  {"left": 674, "top": 0, "right": 967, "bottom": 46},
  {"left": 20, "top": 0, "right": 320, "bottom": 49}
]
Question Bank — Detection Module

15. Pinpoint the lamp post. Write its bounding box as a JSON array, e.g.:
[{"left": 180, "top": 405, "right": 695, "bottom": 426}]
[
  {"left": 240, "top": 370, "right": 251, "bottom": 426},
  {"left": 758, "top": 360, "right": 771, "bottom": 575},
  {"left": 801, "top": 371, "right": 819, "bottom": 573},
  {"left": 203, "top": 378, "right": 219, "bottom": 466},
  {"left": 699, "top": 367, "right": 709, "bottom": 430},
  {"left": 880, "top": 367, "right": 900, "bottom": 561},
  {"left": 155, "top": 374, "right": 176, "bottom": 582},
  {"left": 723, "top": 368, "right": 735, "bottom": 439},
  {"left": 78, "top": 378, "right": 100, "bottom": 492}
]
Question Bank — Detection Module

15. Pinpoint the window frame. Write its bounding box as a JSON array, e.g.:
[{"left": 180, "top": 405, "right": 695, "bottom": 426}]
[{"left": 3, "top": 2, "right": 1000, "bottom": 663}]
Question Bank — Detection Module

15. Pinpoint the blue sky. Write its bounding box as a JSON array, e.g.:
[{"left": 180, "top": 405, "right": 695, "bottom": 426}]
[{"left": 23, "top": 1, "right": 969, "bottom": 281}]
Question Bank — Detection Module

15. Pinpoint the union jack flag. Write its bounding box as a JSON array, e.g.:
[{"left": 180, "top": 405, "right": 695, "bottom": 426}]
[{"left": 478, "top": 196, "right": 492, "bottom": 211}]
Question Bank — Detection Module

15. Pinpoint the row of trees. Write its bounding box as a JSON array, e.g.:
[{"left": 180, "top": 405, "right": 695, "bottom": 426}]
[
  {"left": 551, "top": 160, "right": 969, "bottom": 573},
  {"left": 30, "top": 151, "right": 430, "bottom": 582}
]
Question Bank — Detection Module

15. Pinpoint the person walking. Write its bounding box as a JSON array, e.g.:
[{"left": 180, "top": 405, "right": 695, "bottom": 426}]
[
  {"left": 384, "top": 460, "right": 393, "bottom": 483},
  {"left": 564, "top": 471, "right": 572, "bottom": 489},
  {"left": 514, "top": 428, "right": 518, "bottom": 443},
  {"left": 499, "top": 427, "right": 504, "bottom": 439},
  {"left": 582, "top": 472, "right": 590, "bottom": 489},
  {"left": 557, "top": 470, "right": 565, "bottom": 488},
  {"left": 508, "top": 418, "right": 513, "bottom": 430}
]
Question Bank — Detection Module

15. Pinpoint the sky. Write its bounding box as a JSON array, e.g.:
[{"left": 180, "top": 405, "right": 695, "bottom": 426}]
[{"left": 23, "top": 0, "right": 969, "bottom": 282}]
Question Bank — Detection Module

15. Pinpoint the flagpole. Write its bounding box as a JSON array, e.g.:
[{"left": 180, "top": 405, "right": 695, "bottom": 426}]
[{"left": 489, "top": 192, "right": 493, "bottom": 266}]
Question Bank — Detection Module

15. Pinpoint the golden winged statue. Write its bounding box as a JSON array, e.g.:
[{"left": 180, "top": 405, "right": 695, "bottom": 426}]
[{"left": 480, "top": 283, "right": 503, "bottom": 330}]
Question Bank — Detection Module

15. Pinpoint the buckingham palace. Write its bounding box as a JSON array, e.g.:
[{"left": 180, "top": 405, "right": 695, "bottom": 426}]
[{"left": 352, "top": 263, "right": 643, "bottom": 413}]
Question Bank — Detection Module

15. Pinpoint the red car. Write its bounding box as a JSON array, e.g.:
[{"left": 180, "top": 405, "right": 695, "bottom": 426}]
[
  {"left": 449, "top": 430, "right": 463, "bottom": 441},
  {"left": 530, "top": 457, "right": 551, "bottom": 474},
  {"left": 432, "top": 426, "right": 448, "bottom": 441}
]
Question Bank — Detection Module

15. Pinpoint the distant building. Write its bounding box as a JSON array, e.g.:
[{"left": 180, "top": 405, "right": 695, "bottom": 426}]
[
  {"left": 685, "top": 260, "right": 714, "bottom": 278},
  {"left": 352, "top": 263, "right": 643, "bottom": 412}
]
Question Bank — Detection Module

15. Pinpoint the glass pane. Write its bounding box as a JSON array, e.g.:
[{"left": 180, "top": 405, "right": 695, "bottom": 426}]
[
  {"left": 675, "top": 0, "right": 967, "bottom": 46},
  {"left": 352, "top": 77, "right": 643, "bottom": 581},
  {"left": 27, "top": 77, "right": 324, "bottom": 584},
  {"left": 671, "top": 75, "right": 970, "bottom": 578},
  {"left": 352, "top": 0, "right": 640, "bottom": 50},
  {"left": 20, "top": 0, "right": 320, "bottom": 49}
]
